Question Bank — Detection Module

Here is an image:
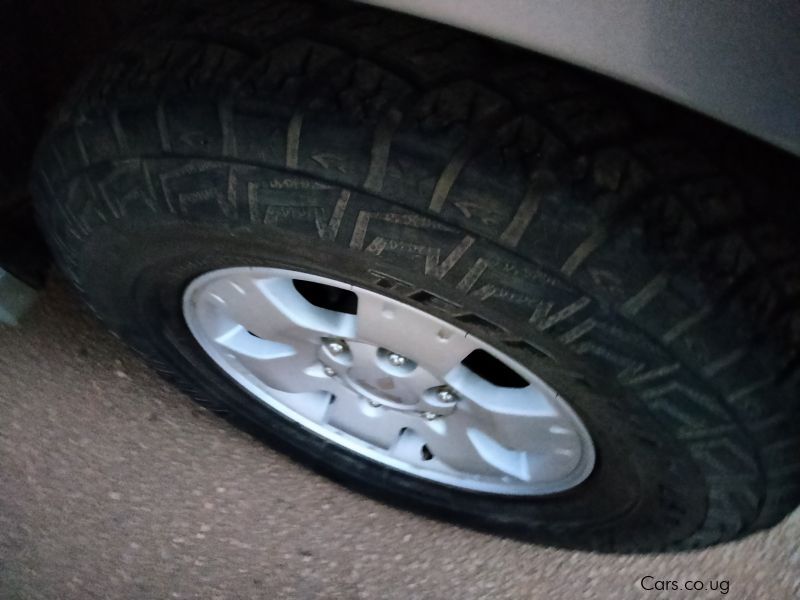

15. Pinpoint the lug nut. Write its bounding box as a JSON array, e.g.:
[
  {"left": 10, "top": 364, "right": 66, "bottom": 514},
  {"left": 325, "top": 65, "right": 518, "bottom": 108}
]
[
  {"left": 388, "top": 353, "right": 407, "bottom": 367},
  {"left": 323, "top": 366, "right": 336, "bottom": 377},
  {"left": 423, "top": 411, "right": 439, "bottom": 421},
  {"left": 436, "top": 388, "right": 458, "bottom": 403},
  {"left": 326, "top": 340, "right": 347, "bottom": 355}
]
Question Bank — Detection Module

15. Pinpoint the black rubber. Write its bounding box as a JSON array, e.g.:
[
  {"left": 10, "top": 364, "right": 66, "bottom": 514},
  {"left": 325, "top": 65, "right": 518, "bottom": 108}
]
[{"left": 31, "top": 0, "right": 800, "bottom": 552}]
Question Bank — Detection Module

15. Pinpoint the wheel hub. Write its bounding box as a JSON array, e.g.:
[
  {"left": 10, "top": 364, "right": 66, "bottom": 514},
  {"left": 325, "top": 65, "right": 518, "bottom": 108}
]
[
  {"left": 183, "top": 267, "right": 595, "bottom": 495},
  {"left": 322, "top": 341, "right": 454, "bottom": 415}
]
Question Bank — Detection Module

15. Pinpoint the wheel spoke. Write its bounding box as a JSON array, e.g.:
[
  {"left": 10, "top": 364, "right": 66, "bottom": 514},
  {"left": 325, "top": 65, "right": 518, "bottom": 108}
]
[
  {"left": 390, "top": 428, "right": 429, "bottom": 465},
  {"left": 322, "top": 390, "right": 410, "bottom": 449},
  {"left": 445, "top": 366, "right": 554, "bottom": 418},
  {"left": 250, "top": 354, "right": 326, "bottom": 394},
  {"left": 412, "top": 412, "right": 527, "bottom": 479},
  {"left": 197, "top": 272, "right": 356, "bottom": 344},
  {"left": 214, "top": 324, "right": 295, "bottom": 360},
  {"left": 440, "top": 366, "right": 584, "bottom": 480},
  {"left": 352, "top": 289, "right": 478, "bottom": 377}
]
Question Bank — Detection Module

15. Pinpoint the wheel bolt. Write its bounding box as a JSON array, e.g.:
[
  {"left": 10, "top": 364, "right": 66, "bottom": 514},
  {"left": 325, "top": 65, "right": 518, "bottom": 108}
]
[
  {"left": 388, "top": 353, "right": 407, "bottom": 367},
  {"left": 326, "top": 340, "right": 347, "bottom": 355},
  {"left": 423, "top": 411, "right": 439, "bottom": 421},
  {"left": 436, "top": 388, "right": 458, "bottom": 403},
  {"left": 323, "top": 366, "right": 336, "bottom": 377}
]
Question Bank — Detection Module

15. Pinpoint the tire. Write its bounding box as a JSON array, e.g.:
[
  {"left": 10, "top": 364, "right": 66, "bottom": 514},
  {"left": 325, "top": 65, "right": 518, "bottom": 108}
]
[{"left": 31, "top": 0, "right": 800, "bottom": 552}]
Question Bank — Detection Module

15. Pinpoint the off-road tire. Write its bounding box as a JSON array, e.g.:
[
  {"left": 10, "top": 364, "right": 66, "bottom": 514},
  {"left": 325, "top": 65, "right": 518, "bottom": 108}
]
[{"left": 31, "top": 0, "right": 800, "bottom": 552}]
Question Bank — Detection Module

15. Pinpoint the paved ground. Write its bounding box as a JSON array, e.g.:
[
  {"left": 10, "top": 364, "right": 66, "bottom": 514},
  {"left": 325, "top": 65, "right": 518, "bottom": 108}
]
[{"left": 1, "top": 277, "right": 798, "bottom": 600}]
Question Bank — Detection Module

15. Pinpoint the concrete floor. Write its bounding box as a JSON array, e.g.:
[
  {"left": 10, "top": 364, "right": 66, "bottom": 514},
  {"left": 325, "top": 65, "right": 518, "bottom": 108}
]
[{"left": 1, "top": 278, "right": 798, "bottom": 600}]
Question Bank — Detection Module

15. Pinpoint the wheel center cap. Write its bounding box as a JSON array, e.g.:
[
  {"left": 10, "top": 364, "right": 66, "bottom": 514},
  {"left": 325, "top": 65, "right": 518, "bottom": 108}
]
[
  {"left": 348, "top": 373, "right": 417, "bottom": 405},
  {"left": 346, "top": 370, "right": 415, "bottom": 406},
  {"left": 325, "top": 342, "right": 443, "bottom": 411}
]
